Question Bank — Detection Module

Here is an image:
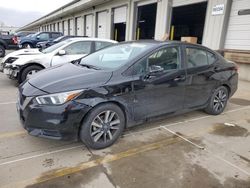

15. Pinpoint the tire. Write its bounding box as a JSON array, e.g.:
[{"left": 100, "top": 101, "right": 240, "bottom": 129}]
[
  {"left": 19, "top": 65, "right": 43, "bottom": 83},
  {"left": 22, "top": 43, "right": 33, "bottom": 49},
  {"left": 80, "top": 103, "right": 125, "bottom": 149},
  {"left": 204, "top": 86, "right": 229, "bottom": 115},
  {"left": 0, "top": 45, "right": 5, "bottom": 57}
]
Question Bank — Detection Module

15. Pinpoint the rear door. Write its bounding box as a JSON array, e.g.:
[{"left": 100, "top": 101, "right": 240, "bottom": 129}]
[
  {"left": 184, "top": 45, "right": 218, "bottom": 108},
  {"left": 51, "top": 41, "right": 93, "bottom": 66}
]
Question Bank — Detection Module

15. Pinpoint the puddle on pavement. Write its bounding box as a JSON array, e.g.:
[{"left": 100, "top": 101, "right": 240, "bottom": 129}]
[
  {"left": 229, "top": 98, "right": 250, "bottom": 106},
  {"left": 211, "top": 123, "right": 249, "bottom": 137}
]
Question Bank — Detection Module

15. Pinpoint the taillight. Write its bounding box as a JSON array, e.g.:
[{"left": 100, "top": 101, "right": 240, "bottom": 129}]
[{"left": 12, "top": 36, "right": 18, "bottom": 44}]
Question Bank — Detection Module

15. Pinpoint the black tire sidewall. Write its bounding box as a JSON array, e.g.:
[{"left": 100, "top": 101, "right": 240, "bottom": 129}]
[
  {"left": 22, "top": 43, "right": 33, "bottom": 48},
  {"left": 80, "top": 103, "right": 125, "bottom": 149},
  {"left": 206, "top": 86, "right": 229, "bottom": 115},
  {"left": 20, "top": 65, "right": 42, "bottom": 83}
]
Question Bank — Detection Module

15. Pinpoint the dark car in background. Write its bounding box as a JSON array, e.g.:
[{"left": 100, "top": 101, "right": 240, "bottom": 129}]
[
  {"left": 0, "top": 34, "right": 19, "bottom": 57},
  {"left": 18, "top": 31, "right": 63, "bottom": 48},
  {"left": 36, "top": 35, "right": 88, "bottom": 49},
  {"left": 18, "top": 41, "right": 238, "bottom": 149}
]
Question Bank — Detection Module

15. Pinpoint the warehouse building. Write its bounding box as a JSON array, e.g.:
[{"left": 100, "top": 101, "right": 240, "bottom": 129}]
[{"left": 20, "top": 0, "right": 250, "bottom": 80}]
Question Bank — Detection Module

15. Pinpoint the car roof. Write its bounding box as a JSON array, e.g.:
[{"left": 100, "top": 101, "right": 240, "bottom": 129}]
[
  {"left": 64, "top": 37, "right": 118, "bottom": 43},
  {"left": 119, "top": 40, "right": 210, "bottom": 49}
]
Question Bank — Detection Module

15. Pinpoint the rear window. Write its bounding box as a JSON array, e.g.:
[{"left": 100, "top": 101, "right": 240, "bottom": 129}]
[{"left": 186, "top": 47, "right": 216, "bottom": 68}]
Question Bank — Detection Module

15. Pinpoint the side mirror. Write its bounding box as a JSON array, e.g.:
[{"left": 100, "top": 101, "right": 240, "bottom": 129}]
[
  {"left": 36, "top": 35, "right": 40, "bottom": 40},
  {"left": 149, "top": 65, "right": 164, "bottom": 74},
  {"left": 58, "top": 50, "right": 66, "bottom": 56}
]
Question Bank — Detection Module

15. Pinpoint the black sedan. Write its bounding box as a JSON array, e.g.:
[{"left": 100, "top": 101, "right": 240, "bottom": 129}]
[{"left": 18, "top": 41, "right": 238, "bottom": 149}]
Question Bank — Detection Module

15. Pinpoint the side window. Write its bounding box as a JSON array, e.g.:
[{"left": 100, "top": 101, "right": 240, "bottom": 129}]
[
  {"left": 207, "top": 51, "right": 217, "bottom": 65},
  {"left": 148, "top": 47, "right": 180, "bottom": 71},
  {"left": 127, "top": 46, "right": 181, "bottom": 76},
  {"left": 95, "top": 42, "right": 112, "bottom": 51},
  {"left": 63, "top": 41, "right": 92, "bottom": 55},
  {"left": 38, "top": 33, "right": 49, "bottom": 40},
  {"left": 51, "top": 33, "right": 60, "bottom": 39},
  {"left": 186, "top": 48, "right": 208, "bottom": 68}
]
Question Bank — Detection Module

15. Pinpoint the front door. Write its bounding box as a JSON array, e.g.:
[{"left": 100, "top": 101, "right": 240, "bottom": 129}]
[{"left": 131, "top": 45, "right": 186, "bottom": 120}]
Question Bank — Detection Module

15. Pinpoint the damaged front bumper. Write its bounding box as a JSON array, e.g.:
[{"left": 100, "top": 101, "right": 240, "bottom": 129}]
[{"left": 3, "top": 64, "right": 20, "bottom": 79}]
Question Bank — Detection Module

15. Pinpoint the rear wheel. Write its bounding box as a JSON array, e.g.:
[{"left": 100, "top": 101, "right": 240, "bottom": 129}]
[
  {"left": 19, "top": 65, "right": 43, "bottom": 83},
  {"left": 0, "top": 45, "right": 5, "bottom": 57},
  {"left": 205, "top": 86, "right": 229, "bottom": 115},
  {"left": 80, "top": 103, "right": 125, "bottom": 149}
]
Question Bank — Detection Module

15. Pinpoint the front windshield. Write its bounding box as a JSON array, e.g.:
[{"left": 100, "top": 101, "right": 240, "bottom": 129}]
[
  {"left": 80, "top": 43, "right": 153, "bottom": 69},
  {"left": 42, "top": 40, "right": 68, "bottom": 54}
]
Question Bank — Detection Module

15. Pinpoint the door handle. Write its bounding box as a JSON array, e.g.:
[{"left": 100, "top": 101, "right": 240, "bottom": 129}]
[{"left": 174, "top": 75, "right": 186, "bottom": 82}]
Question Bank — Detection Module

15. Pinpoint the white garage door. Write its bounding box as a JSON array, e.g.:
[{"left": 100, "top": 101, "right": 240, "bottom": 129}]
[
  {"left": 76, "top": 17, "right": 83, "bottom": 36},
  {"left": 58, "top": 22, "right": 63, "bottom": 33},
  {"left": 114, "top": 6, "right": 127, "bottom": 23},
  {"left": 97, "top": 11, "right": 108, "bottom": 39},
  {"left": 69, "top": 19, "right": 74, "bottom": 35},
  {"left": 85, "top": 14, "right": 93, "bottom": 37},
  {"left": 225, "top": 0, "right": 250, "bottom": 50},
  {"left": 63, "top": 20, "right": 68, "bottom": 35}
]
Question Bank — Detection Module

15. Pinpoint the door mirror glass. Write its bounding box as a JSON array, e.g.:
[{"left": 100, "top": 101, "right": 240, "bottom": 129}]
[
  {"left": 58, "top": 50, "right": 66, "bottom": 56},
  {"left": 149, "top": 65, "right": 164, "bottom": 74}
]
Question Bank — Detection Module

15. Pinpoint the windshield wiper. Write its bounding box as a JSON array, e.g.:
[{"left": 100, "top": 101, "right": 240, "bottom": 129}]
[{"left": 79, "top": 63, "right": 101, "bottom": 70}]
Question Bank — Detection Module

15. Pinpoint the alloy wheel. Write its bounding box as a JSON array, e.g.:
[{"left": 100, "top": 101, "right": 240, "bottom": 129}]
[
  {"left": 213, "top": 89, "right": 227, "bottom": 112},
  {"left": 90, "top": 110, "right": 120, "bottom": 143}
]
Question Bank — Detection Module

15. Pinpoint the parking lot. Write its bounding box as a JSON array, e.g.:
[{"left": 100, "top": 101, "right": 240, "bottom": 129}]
[{"left": 0, "top": 50, "right": 250, "bottom": 188}]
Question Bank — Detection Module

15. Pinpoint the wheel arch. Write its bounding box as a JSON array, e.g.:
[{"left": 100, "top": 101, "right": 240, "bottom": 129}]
[
  {"left": 221, "top": 84, "right": 231, "bottom": 96},
  {"left": 77, "top": 100, "right": 130, "bottom": 140},
  {"left": 18, "top": 63, "right": 45, "bottom": 82}
]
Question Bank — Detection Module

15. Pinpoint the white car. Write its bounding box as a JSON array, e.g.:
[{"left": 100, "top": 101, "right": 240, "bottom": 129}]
[{"left": 1, "top": 38, "right": 117, "bottom": 83}]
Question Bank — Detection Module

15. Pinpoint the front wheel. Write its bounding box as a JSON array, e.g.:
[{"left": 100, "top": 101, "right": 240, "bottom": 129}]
[
  {"left": 205, "top": 86, "right": 229, "bottom": 115},
  {"left": 80, "top": 103, "right": 125, "bottom": 149},
  {"left": 19, "top": 65, "right": 43, "bottom": 83}
]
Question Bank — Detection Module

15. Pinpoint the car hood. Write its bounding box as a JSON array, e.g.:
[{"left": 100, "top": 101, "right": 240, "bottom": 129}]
[
  {"left": 11, "top": 49, "right": 41, "bottom": 57},
  {"left": 28, "top": 63, "right": 112, "bottom": 94}
]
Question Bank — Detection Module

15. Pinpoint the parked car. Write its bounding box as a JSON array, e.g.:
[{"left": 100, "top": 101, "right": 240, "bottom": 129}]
[
  {"left": 0, "top": 34, "right": 19, "bottom": 57},
  {"left": 15, "top": 31, "right": 36, "bottom": 38},
  {"left": 18, "top": 31, "right": 63, "bottom": 48},
  {"left": 2, "top": 38, "right": 117, "bottom": 83},
  {"left": 36, "top": 35, "right": 88, "bottom": 49},
  {"left": 17, "top": 41, "right": 238, "bottom": 149}
]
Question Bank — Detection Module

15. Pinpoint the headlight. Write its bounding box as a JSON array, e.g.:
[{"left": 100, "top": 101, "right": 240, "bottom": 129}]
[
  {"left": 35, "top": 90, "right": 83, "bottom": 105},
  {"left": 6, "top": 57, "right": 18, "bottom": 64}
]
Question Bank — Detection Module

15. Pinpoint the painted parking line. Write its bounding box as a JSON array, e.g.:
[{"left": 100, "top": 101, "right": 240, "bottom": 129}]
[
  {"left": 7, "top": 137, "right": 182, "bottom": 188},
  {"left": 2, "top": 105, "right": 250, "bottom": 187},
  {"left": 0, "top": 102, "right": 16, "bottom": 105},
  {"left": 0, "top": 131, "right": 26, "bottom": 139},
  {"left": 0, "top": 105, "right": 249, "bottom": 165},
  {"left": 124, "top": 105, "right": 250, "bottom": 137},
  {"left": 0, "top": 145, "right": 83, "bottom": 167}
]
